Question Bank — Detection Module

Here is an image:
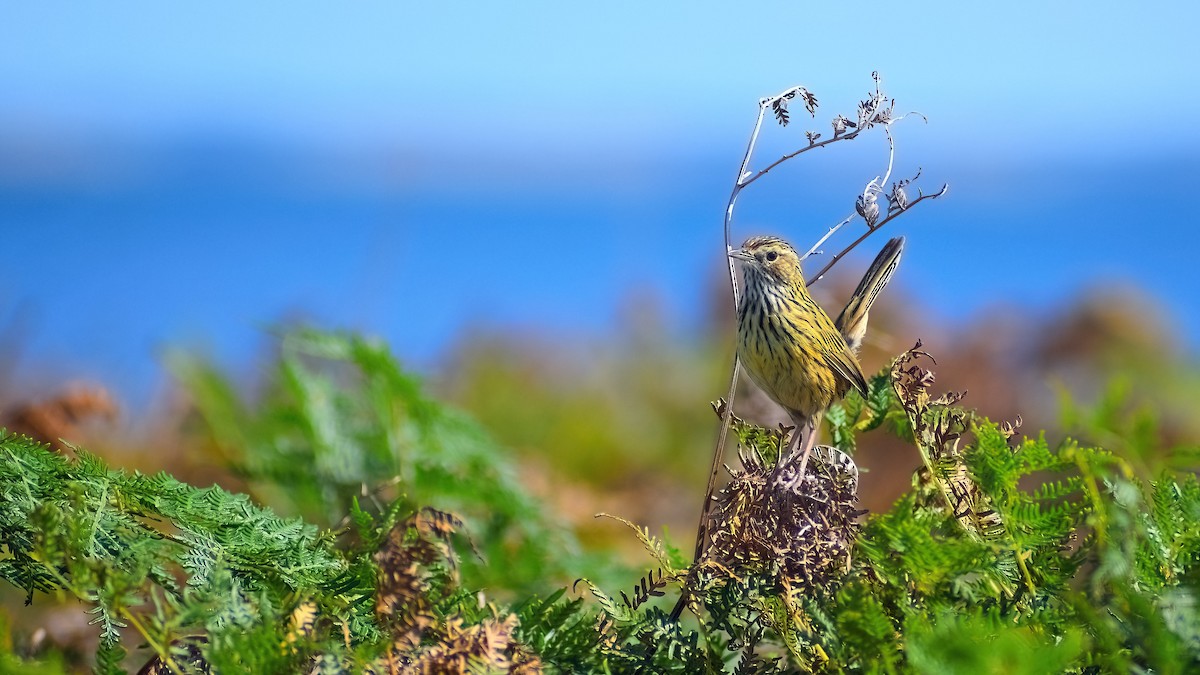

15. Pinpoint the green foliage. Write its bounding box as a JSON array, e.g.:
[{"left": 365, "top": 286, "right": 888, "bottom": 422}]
[
  {"left": 0, "top": 431, "right": 368, "bottom": 673},
  {"left": 825, "top": 369, "right": 908, "bottom": 455},
  {"left": 2, "top": 333, "right": 1198, "bottom": 673},
  {"left": 169, "top": 329, "right": 596, "bottom": 596},
  {"left": 905, "top": 614, "right": 1085, "bottom": 675},
  {"left": 1058, "top": 376, "right": 1200, "bottom": 477},
  {"left": 441, "top": 326, "right": 731, "bottom": 488}
]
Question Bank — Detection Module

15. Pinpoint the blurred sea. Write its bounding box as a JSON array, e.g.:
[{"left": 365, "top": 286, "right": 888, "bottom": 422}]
[{"left": 1, "top": 137, "right": 1196, "bottom": 411}]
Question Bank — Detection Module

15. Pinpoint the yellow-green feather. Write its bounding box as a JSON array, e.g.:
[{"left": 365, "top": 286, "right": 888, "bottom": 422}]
[{"left": 735, "top": 237, "right": 867, "bottom": 423}]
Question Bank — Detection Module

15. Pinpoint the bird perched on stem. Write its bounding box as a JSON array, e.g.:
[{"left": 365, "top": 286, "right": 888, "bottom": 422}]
[{"left": 729, "top": 235, "right": 904, "bottom": 481}]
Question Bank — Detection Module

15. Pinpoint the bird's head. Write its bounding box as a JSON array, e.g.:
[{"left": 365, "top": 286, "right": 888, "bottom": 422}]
[{"left": 729, "top": 236, "right": 804, "bottom": 286}]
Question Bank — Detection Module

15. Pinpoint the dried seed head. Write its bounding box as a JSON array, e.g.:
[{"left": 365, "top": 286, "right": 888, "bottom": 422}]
[
  {"left": 856, "top": 191, "right": 880, "bottom": 227},
  {"left": 831, "top": 114, "right": 855, "bottom": 136},
  {"left": 888, "top": 182, "right": 909, "bottom": 212},
  {"left": 706, "top": 442, "right": 861, "bottom": 596}
]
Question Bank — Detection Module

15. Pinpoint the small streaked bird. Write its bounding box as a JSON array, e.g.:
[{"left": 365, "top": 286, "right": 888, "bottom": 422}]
[{"left": 729, "top": 235, "right": 904, "bottom": 480}]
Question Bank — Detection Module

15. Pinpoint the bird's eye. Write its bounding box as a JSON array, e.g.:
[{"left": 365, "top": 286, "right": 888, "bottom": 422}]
[{"left": 766, "top": 251, "right": 778, "bottom": 262}]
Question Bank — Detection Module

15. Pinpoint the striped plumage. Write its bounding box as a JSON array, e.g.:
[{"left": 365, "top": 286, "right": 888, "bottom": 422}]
[
  {"left": 732, "top": 236, "right": 866, "bottom": 423},
  {"left": 730, "top": 235, "right": 904, "bottom": 475},
  {"left": 835, "top": 236, "right": 904, "bottom": 354}
]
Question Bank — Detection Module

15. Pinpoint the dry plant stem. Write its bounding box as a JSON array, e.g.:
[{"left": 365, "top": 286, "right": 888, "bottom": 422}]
[
  {"left": 688, "top": 93, "right": 775, "bottom": 562},
  {"left": 121, "top": 606, "right": 183, "bottom": 675},
  {"left": 799, "top": 126, "right": 897, "bottom": 262},
  {"left": 671, "top": 95, "right": 777, "bottom": 622},
  {"left": 739, "top": 124, "right": 867, "bottom": 191},
  {"left": 799, "top": 215, "right": 854, "bottom": 263},
  {"left": 806, "top": 186, "right": 948, "bottom": 286}
]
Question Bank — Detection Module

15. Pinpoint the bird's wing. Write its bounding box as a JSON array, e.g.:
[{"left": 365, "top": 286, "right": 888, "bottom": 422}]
[
  {"left": 823, "top": 344, "right": 869, "bottom": 399},
  {"left": 836, "top": 236, "right": 904, "bottom": 353}
]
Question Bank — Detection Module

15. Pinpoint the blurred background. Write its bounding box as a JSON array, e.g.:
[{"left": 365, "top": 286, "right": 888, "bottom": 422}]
[{"left": 2, "top": 3, "right": 1199, "bottom": 657}]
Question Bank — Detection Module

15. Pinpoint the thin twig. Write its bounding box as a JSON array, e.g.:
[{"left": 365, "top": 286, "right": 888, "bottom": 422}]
[
  {"left": 799, "top": 214, "right": 854, "bottom": 263},
  {"left": 800, "top": 117, "right": 899, "bottom": 263},
  {"left": 696, "top": 91, "right": 782, "bottom": 558},
  {"left": 121, "top": 606, "right": 184, "bottom": 675},
  {"left": 806, "top": 184, "right": 949, "bottom": 286},
  {"left": 877, "top": 125, "right": 898, "bottom": 195},
  {"left": 739, "top": 128, "right": 865, "bottom": 190},
  {"left": 672, "top": 91, "right": 788, "bottom": 622}
]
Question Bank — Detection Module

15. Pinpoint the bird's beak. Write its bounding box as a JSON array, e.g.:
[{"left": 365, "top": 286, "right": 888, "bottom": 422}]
[{"left": 728, "top": 247, "right": 754, "bottom": 262}]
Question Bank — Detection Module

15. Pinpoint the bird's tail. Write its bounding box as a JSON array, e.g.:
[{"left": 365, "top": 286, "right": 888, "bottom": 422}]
[{"left": 835, "top": 236, "right": 905, "bottom": 353}]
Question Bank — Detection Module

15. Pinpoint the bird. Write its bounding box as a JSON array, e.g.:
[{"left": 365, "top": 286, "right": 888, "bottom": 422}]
[{"left": 729, "top": 235, "right": 904, "bottom": 481}]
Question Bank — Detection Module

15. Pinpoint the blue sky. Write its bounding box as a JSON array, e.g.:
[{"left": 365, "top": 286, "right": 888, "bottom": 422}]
[{"left": 1, "top": 3, "right": 1198, "bottom": 410}]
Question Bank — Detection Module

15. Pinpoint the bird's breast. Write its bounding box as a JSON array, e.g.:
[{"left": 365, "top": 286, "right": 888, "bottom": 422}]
[{"left": 737, "top": 292, "right": 843, "bottom": 419}]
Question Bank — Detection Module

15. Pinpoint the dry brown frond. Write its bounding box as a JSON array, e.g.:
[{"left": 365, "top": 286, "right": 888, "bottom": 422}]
[{"left": 891, "top": 341, "right": 1004, "bottom": 540}]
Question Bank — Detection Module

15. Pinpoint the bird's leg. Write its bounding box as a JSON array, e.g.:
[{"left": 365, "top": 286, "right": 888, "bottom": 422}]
[
  {"left": 769, "top": 422, "right": 802, "bottom": 484},
  {"left": 792, "top": 417, "right": 820, "bottom": 483}
]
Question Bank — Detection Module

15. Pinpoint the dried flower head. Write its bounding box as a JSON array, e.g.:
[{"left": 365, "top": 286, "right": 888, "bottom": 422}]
[
  {"left": 856, "top": 189, "right": 880, "bottom": 228},
  {"left": 855, "top": 73, "right": 896, "bottom": 130},
  {"left": 831, "top": 114, "right": 856, "bottom": 137},
  {"left": 887, "top": 182, "right": 908, "bottom": 212},
  {"left": 704, "top": 424, "right": 862, "bottom": 598}
]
